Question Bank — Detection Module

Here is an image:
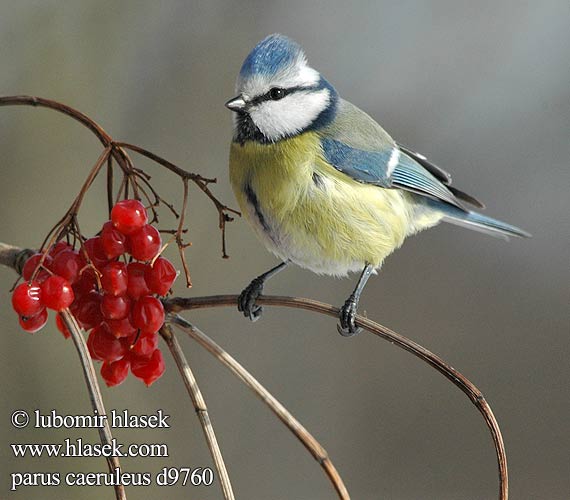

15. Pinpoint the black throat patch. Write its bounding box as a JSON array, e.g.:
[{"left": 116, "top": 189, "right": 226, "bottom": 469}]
[{"left": 234, "top": 112, "right": 271, "bottom": 145}]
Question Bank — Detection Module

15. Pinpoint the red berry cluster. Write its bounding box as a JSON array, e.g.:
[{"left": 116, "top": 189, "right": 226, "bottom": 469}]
[{"left": 11, "top": 200, "right": 177, "bottom": 387}]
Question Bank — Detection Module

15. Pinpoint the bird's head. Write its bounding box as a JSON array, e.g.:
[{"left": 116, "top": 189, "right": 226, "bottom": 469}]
[{"left": 226, "top": 34, "right": 338, "bottom": 144}]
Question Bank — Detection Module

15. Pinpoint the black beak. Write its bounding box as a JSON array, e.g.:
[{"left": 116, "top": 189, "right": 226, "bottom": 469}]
[{"left": 225, "top": 95, "right": 246, "bottom": 112}]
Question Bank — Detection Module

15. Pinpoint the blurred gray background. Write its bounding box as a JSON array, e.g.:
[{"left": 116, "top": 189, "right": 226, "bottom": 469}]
[{"left": 1, "top": 1, "right": 568, "bottom": 499}]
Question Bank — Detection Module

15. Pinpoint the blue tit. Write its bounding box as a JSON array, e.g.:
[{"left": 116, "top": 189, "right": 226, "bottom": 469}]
[{"left": 226, "top": 34, "right": 530, "bottom": 336}]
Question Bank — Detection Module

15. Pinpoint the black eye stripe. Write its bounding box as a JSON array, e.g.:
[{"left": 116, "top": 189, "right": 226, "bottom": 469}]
[{"left": 250, "top": 85, "right": 316, "bottom": 106}]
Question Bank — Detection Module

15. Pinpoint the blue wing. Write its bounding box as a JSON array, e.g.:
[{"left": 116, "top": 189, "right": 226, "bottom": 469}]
[
  {"left": 320, "top": 136, "right": 465, "bottom": 209},
  {"left": 317, "top": 99, "right": 529, "bottom": 238},
  {"left": 318, "top": 99, "right": 491, "bottom": 210}
]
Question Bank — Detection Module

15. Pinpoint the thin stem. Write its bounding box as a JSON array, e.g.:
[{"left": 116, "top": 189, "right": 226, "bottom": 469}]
[
  {"left": 106, "top": 156, "right": 114, "bottom": 217},
  {"left": 159, "top": 325, "right": 235, "bottom": 500},
  {"left": 168, "top": 314, "right": 350, "bottom": 500},
  {"left": 115, "top": 141, "right": 240, "bottom": 259},
  {"left": 113, "top": 142, "right": 216, "bottom": 183},
  {"left": 176, "top": 178, "right": 192, "bottom": 287},
  {"left": 165, "top": 294, "right": 508, "bottom": 500},
  {"left": 61, "top": 311, "right": 126, "bottom": 500},
  {"left": 70, "top": 147, "right": 113, "bottom": 214}
]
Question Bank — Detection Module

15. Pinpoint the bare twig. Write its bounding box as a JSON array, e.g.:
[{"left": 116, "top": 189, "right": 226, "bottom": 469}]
[
  {"left": 114, "top": 141, "right": 241, "bottom": 259},
  {"left": 168, "top": 313, "right": 350, "bottom": 500},
  {"left": 106, "top": 155, "right": 114, "bottom": 217},
  {"left": 176, "top": 178, "right": 193, "bottom": 287},
  {"left": 165, "top": 294, "right": 508, "bottom": 500},
  {"left": 159, "top": 324, "right": 235, "bottom": 500},
  {"left": 61, "top": 310, "right": 127, "bottom": 500},
  {"left": 0, "top": 95, "right": 113, "bottom": 145},
  {"left": 0, "top": 95, "right": 239, "bottom": 275}
]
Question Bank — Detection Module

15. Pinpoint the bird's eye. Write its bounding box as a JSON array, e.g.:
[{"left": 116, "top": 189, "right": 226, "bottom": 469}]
[{"left": 268, "top": 88, "right": 286, "bottom": 100}]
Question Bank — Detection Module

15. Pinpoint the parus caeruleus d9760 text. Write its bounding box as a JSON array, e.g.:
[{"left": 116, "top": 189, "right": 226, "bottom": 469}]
[{"left": 226, "top": 34, "right": 529, "bottom": 336}]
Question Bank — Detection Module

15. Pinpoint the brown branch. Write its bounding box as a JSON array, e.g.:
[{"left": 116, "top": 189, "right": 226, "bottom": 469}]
[
  {"left": 159, "top": 325, "right": 235, "bottom": 500},
  {"left": 0, "top": 243, "right": 34, "bottom": 275},
  {"left": 0, "top": 240, "right": 509, "bottom": 498},
  {"left": 0, "top": 95, "right": 113, "bottom": 146},
  {"left": 106, "top": 155, "right": 114, "bottom": 217},
  {"left": 165, "top": 294, "right": 508, "bottom": 500},
  {"left": 168, "top": 314, "right": 350, "bottom": 500},
  {"left": 112, "top": 142, "right": 215, "bottom": 184},
  {"left": 176, "top": 177, "right": 193, "bottom": 287},
  {"left": 0, "top": 96, "right": 132, "bottom": 181}
]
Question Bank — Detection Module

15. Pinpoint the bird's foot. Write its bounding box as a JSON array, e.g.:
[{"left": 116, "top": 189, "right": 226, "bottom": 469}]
[
  {"left": 337, "top": 295, "right": 362, "bottom": 337},
  {"left": 238, "top": 277, "right": 265, "bottom": 322}
]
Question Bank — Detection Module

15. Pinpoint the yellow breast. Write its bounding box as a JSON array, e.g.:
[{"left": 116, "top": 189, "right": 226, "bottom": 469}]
[{"left": 229, "top": 133, "right": 433, "bottom": 275}]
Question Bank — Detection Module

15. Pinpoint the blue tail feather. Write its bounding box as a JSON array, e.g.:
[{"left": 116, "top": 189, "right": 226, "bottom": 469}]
[{"left": 426, "top": 200, "right": 531, "bottom": 239}]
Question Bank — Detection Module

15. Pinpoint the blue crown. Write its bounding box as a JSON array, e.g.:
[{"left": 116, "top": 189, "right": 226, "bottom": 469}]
[{"left": 239, "top": 34, "right": 304, "bottom": 78}]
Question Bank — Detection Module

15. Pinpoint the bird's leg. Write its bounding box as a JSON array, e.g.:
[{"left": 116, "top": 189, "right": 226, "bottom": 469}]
[
  {"left": 238, "top": 261, "right": 289, "bottom": 321},
  {"left": 338, "top": 263, "right": 374, "bottom": 337}
]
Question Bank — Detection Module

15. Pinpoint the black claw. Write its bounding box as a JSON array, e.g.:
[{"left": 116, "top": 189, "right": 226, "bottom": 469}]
[
  {"left": 238, "top": 277, "right": 265, "bottom": 322},
  {"left": 337, "top": 296, "right": 362, "bottom": 337}
]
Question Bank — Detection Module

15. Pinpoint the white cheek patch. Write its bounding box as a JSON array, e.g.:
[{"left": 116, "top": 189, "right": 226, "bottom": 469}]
[{"left": 250, "top": 89, "right": 330, "bottom": 141}]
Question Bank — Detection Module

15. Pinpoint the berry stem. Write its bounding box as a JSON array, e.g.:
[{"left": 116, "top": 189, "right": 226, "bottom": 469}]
[
  {"left": 159, "top": 324, "right": 235, "bottom": 500},
  {"left": 168, "top": 313, "right": 350, "bottom": 500},
  {"left": 106, "top": 155, "right": 114, "bottom": 217},
  {"left": 60, "top": 310, "right": 127, "bottom": 500}
]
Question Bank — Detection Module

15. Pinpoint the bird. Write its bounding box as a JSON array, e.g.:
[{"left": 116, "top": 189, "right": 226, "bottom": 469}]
[{"left": 225, "top": 34, "right": 530, "bottom": 336}]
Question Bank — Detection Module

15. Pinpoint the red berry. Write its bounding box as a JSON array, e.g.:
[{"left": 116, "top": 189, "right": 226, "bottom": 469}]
[
  {"left": 100, "top": 294, "right": 131, "bottom": 320},
  {"left": 87, "top": 326, "right": 102, "bottom": 361},
  {"left": 129, "top": 331, "right": 159, "bottom": 357},
  {"left": 89, "top": 324, "right": 128, "bottom": 362},
  {"left": 73, "top": 268, "right": 98, "bottom": 297},
  {"left": 83, "top": 237, "right": 109, "bottom": 270},
  {"left": 22, "top": 253, "right": 53, "bottom": 281},
  {"left": 106, "top": 316, "right": 137, "bottom": 339},
  {"left": 131, "top": 296, "right": 165, "bottom": 334},
  {"left": 127, "top": 262, "right": 151, "bottom": 299},
  {"left": 101, "top": 262, "right": 128, "bottom": 296},
  {"left": 55, "top": 313, "right": 71, "bottom": 339},
  {"left": 49, "top": 241, "right": 72, "bottom": 257},
  {"left": 12, "top": 281, "right": 45, "bottom": 317},
  {"left": 111, "top": 199, "right": 148, "bottom": 235},
  {"left": 41, "top": 275, "right": 75, "bottom": 311},
  {"left": 51, "top": 250, "right": 85, "bottom": 285},
  {"left": 72, "top": 291, "right": 103, "bottom": 329},
  {"left": 129, "top": 224, "right": 161, "bottom": 261},
  {"left": 131, "top": 349, "right": 165, "bottom": 386},
  {"left": 144, "top": 257, "right": 177, "bottom": 296},
  {"left": 101, "top": 358, "right": 130, "bottom": 387},
  {"left": 100, "top": 221, "right": 129, "bottom": 259},
  {"left": 19, "top": 309, "right": 48, "bottom": 334}
]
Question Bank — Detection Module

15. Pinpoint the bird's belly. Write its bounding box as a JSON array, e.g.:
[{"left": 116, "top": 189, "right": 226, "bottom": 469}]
[
  {"left": 268, "top": 184, "right": 415, "bottom": 275},
  {"left": 229, "top": 137, "right": 440, "bottom": 276}
]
